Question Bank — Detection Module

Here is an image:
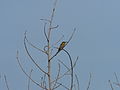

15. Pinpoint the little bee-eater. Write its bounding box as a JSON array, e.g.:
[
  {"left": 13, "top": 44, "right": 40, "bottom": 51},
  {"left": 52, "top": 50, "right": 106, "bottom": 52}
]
[{"left": 58, "top": 41, "right": 67, "bottom": 52}]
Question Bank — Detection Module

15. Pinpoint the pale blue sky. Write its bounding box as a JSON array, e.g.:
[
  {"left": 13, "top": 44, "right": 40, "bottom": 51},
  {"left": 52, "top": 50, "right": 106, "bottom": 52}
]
[{"left": 0, "top": 0, "right": 120, "bottom": 90}]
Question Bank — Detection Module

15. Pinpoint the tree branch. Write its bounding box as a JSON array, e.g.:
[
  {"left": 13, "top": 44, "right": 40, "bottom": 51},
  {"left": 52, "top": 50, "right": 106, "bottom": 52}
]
[
  {"left": 4, "top": 75, "right": 10, "bottom": 90},
  {"left": 43, "top": 23, "right": 49, "bottom": 42},
  {"left": 75, "top": 74, "right": 80, "bottom": 90},
  {"left": 51, "top": 56, "right": 77, "bottom": 84},
  {"left": 28, "top": 69, "right": 33, "bottom": 90},
  {"left": 24, "top": 32, "right": 48, "bottom": 75},
  {"left": 25, "top": 31, "right": 47, "bottom": 54},
  {"left": 53, "top": 82, "right": 69, "bottom": 90},
  {"left": 86, "top": 73, "right": 92, "bottom": 90},
  {"left": 52, "top": 63, "right": 61, "bottom": 89},
  {"left": 51, "top": 35, "right": 64, "bottom": 47},
  {"left": 67, "top": 28, "right": 76, "bottom": 44},
  {"left": 58, "top": 59, "right": 69, "bottom": 70},
  {"left": 114, "top": 72, "right": 119, "bottom": 84},
  {"left": 63, "top": 49, "right": 73, "bottom": 90},
  {"left": 108, "top": 80, "right": 114, "bottom": 90},
  {"left": 16, "top": 51, "right": 47, "bottom": 90}
]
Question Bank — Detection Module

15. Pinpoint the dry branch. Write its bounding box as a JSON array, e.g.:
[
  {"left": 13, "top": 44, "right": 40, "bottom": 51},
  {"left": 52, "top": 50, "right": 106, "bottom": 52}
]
[
  {"left": 58, "top": 59, "right": 69, "bottom": 70},
  {"left": 86, "top": 73, "right": 92, "bottom": 90},
  {"left": 108, "top": 80, "right": 114, "bottom": 90},
  {"left": 63, "top": 49, "right": 73, "bottom": 90},
  {"left": 16, "top": 51, "right": 47, "bottom": 90},
  {"left": 113, "top": 72, "right": 120, "bottom": 88},
  {"left": 52, "top": 63, "right": 61, "bottom": 89},
  {"left": 56, "top": 82, "right": 69, "bottom": 90},
  {"left": 24, "top": 33, "right": 48, "bottom": 75},
  {"left": 75, "top": 74, "right": 80, "bottom": 90},
  {"left": 25, "top": 31, "right": 47, "bottom": 54},
  {"left": 28, "top": 69, "right": 33, "bottom": 90},
  {"left": 43, "top": 23, "right": 49, "bottom": 42},
  {"left": 4, "top": 75, "right": 10, "bottom": 90}
]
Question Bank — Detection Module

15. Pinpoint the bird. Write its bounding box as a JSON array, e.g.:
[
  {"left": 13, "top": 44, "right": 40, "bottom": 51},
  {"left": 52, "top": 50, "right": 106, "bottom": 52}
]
[
  {"left": 49, "top": 41, "right": 67, "bottom": 61},
  {"left": 58, "top": 41, "right": 67, "bottom": 52}
]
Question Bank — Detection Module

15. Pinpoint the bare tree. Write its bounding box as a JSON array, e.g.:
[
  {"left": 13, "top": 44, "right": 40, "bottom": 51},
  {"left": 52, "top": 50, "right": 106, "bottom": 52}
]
[{"left": 17, "top": 0, "right": 79, "bottom": 90}]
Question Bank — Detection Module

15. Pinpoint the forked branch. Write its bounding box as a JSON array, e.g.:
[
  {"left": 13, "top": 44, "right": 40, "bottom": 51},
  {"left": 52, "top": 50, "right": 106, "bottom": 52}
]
[
  {"left": 25, "top": 31, "right": 47, "bottom": 54},
  {"left": 108, "top": 80, "right": 114, "bottom": 90},
  {"left": 16, "top": 51, "right": 47, "bottom": 90},
  {"left": 113, "top": 72, "right": 120, "bottom": 87},
  {"left": 24, "top": 32, "right": 48, "bottom": 75},
  {"left": 52, "top": 63, "right": 61, "bottom": 89},
  {"left": 51, "top": 56, "right": 78, "bottom": 84}
]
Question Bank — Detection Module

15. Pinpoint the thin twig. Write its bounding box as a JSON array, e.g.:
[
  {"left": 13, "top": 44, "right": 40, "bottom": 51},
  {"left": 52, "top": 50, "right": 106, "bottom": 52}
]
[
  {"left": 113, "top": 72, "right": 120, "bottom": 87},
  {"left": 58, "top": 59, "right": 69, "bottom": 70},
  {"left": 52, "top": 55, "right": 78, "bottom": 84},
  {"left": 52, "top": 63, "right": 61, "bottom": 89},
  {"left": 49, "top": 50, "right": 59, "bottom": 61},
  {"left": 16, "top": 51, "right": 47, "bottom": 90},
  {"left": 51, "top": 56, "right": 77, "bottom": 84},
  {"left": 56, "top": 82, "right": 69, "bottom": 90},
  {"left": 28, "top": 69, "right": 33, "bottom": 90},
  {"left": 40, "top": 74, "right": 47, "bottom": 90},
  {"left": 40, "top": 77, "right": 43, "bottom": 88},
  {"left": 67, "top": 28, "right": 76, "bottom": 44},
  {"left": 58, "top": 56, "right": 79, "bottom": 75},
  {"left": 4, "top": 75, "right": 10, "bottom": 90},
  {"left": 49, "top": 0, "right": 57, "bottom": 26},
  {"left": 43, "top": 74, "right": 47, "bottom": 89},
  {"left": 25, "top": 32, "right": 47, "bottom": 54},
  {"left": 114, "top": 72, "right": 119, "bottom": 84},
  {"left": 24, "top": 32, "right": 48, "bottom": 75},
  {"left": 86, "top": 73, "right": 92, "bottom": 90},
  {"left": 51, "top": 35, "right": 64, "bottom": 47},
  {"left": 43, "top": 23, "right": 49, "bottom": 42},
  {"left": 63, "top": 49, "right": 73, "bottom": 90},
  {"left": 40, "top": 19, "right": 50, "bottom": 23},
  {"left": 52, "top": 84, "right": 61, "bottom": 90},
  {"left": 108, "top": 80, "right": 114, "bottom": 90},
  {"left": 75, "top": 74, "right": 80, "bottom": 90},
  {"left": 73, "top": 56, "right": 79, "bottom": 68}
]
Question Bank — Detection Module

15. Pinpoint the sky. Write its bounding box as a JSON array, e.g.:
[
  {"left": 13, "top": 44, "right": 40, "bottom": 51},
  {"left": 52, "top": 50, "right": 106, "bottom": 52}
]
[{"left": 0, "top": 0, "right": 120, "bottom": 90}]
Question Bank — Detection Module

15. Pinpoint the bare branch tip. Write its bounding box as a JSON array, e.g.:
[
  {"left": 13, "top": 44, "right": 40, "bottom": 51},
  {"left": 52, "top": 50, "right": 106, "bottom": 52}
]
[
  {"left": 16, "top": 50, "right": 19, "bottom": 58},
  {"left": 24, "top": 30, "right": 27, "bottom": 36}
]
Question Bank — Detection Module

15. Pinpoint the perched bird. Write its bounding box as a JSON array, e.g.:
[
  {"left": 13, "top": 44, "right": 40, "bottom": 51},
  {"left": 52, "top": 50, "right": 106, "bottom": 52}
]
[
  {"left": 49, "top": 41, "right": 67, "bottom": 61},
  {"left": 58, "top": 41, "right": 67, "bottom": 52}
]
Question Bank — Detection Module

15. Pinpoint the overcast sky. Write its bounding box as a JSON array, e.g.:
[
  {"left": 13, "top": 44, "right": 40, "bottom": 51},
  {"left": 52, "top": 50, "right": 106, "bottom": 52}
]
[{"left": 0, "top": 0, "right": 120, "bottom": 90}]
